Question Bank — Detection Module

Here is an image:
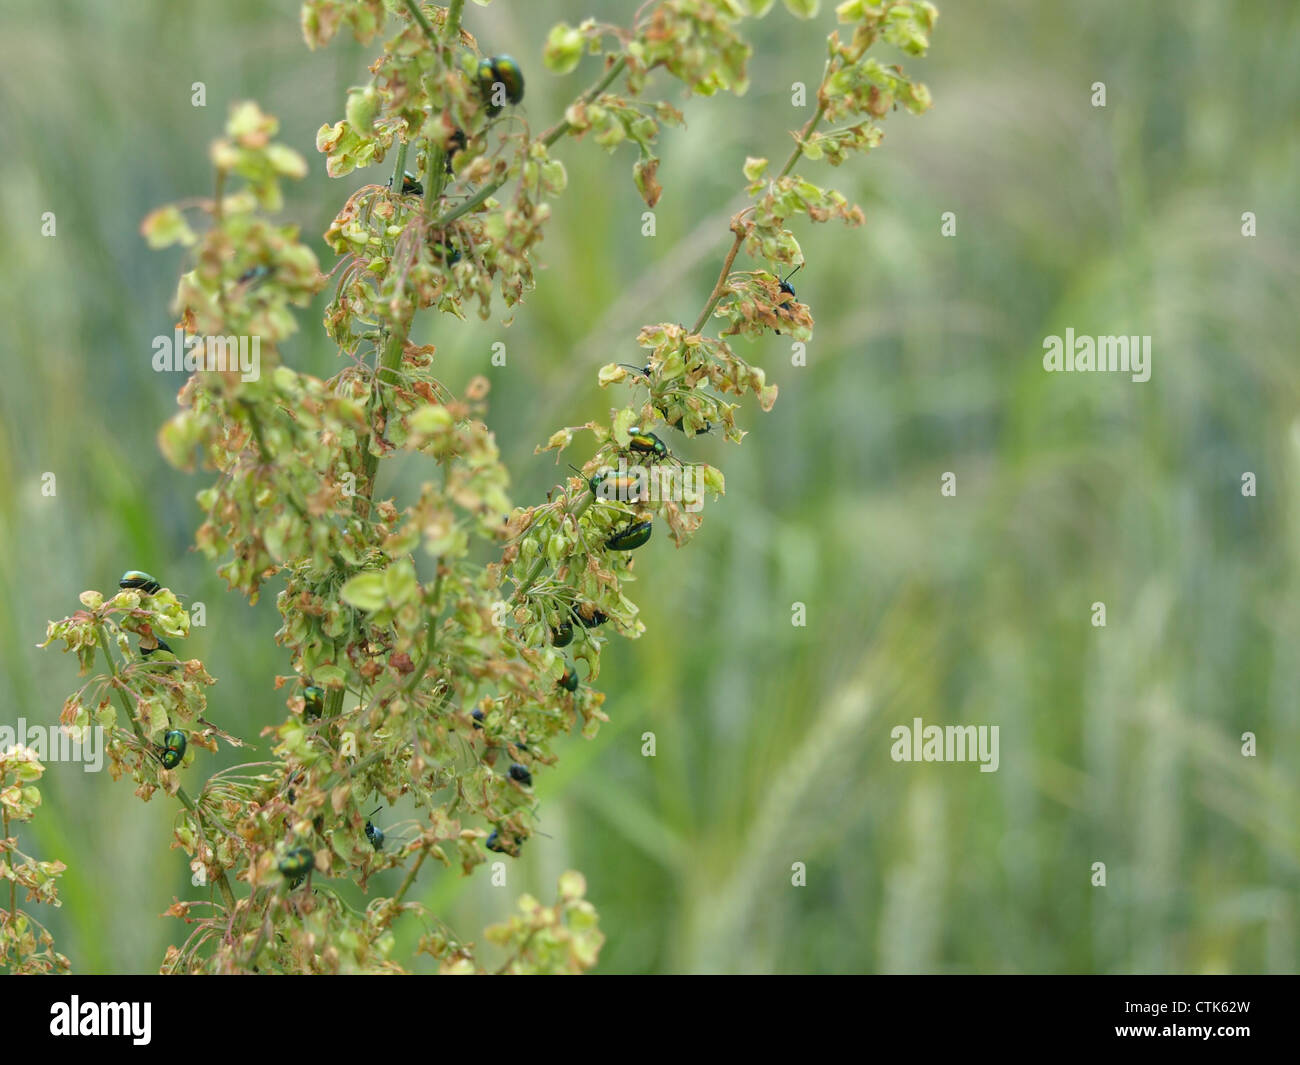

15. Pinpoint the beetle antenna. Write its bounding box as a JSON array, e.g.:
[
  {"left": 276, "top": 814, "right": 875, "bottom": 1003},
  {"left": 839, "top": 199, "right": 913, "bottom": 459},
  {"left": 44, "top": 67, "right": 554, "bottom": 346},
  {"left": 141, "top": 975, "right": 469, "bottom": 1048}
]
[{"left": 781, "top": 263, "right": 804, "bottom": 285}]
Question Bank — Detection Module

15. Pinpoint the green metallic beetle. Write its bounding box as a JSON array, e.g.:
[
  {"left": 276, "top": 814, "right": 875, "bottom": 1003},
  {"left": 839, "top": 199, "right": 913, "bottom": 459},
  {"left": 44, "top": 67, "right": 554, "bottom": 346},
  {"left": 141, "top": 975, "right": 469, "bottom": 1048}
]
[
  {"left": 477, "top": 54, "right": 525, "bottom": 116},
  {"left": 388, "top": 169, "right": 423, "bottom": 196},
  {"left": 551, "top": 620, "right": 574, "bottom": 648},
  {"left": 444, "top": 127, "right": 467, "bottom": 174},
  {"left": 159, "top": 729, "right": 187, "bottom": 770},
  {"left": 587, "top": 462, "right": 647, "bottom": 504},
  {"left": 486, "top": 829, "right": 518, "bottom": 855},
  {"left": 364, "top": 807, "right": 384, "bottom": 851},
  {"left": 574, "top": 602, "right": 608, "bottom": 628},
  {"left": 558, "top": 666, "right": 580, "bottom": 692},
  {"left": 120, "top": 570, "right": 162, "bottom": 594},
  {"left": 302, "top": 685, "right": 325, "bottom": 720},
  {"left": 606, "top": 520, "right": 653, "bottom": 552},
  {"left": 668, "top": 414, "right": 714, "bottom": 436},
  {"left": 236, "top": 264, "right": 272, "bottom": 287},
  {"left": 626, "top": 427, "right": 669, "bottom": 460},
  {"left": 279, "top": 847, "right": 315, "bottom": 882},
  {"left": 141, "top": 639, "right": 181, "bottom": 671}
]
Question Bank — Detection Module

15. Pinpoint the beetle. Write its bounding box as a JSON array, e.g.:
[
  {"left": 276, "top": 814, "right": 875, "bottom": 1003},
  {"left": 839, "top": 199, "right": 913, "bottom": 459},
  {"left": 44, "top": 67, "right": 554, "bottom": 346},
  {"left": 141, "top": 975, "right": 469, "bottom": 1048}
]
[
  {"left": 364, "top": 807, "right": 384, "bottom": 851},
  {"left": 445, "top": 127, "right": 467, "bottom": 173},
  {"left": 278, "top": 847, "right": 315, "bottom": 882},
  {"left": 508, "top": 763, "right": 533, "bottom": 787},
  {"left": 551, "top": 621, "right": 574, "bottom": 647},
  {"left": 774, "top": 264, "right": 804, "bottom": 335},
  {"left": 430, "top": 234, "right": 462, "bottom": 265},
  {"left": 572, "top": 464, "right": 643, "bottom": 503},
  {"left": 777, "top": 263, "right": 803, "bottom": 300},
  {"left": 159, "top": 729, "right": 187, "bottom": 770},
  {"left": 236, "top": 264, "right": 272, "bottom": 287},
  {"left": 302, "top": 686, "right": 324, "bottom": 720},
  {"left": 627, "top": 427, "right": 669, "bottom": 460},
  {"left": 668, "top": 413, "right": 715, "bottom": 436},
  {"left": 141, "top": 639, "right": 181, "bottom": 671},
  {"left": 477, "top": 54, "right": 525, "bottom": 116},
  {"left": 388, "top": 169, "right": 423, "bottom": 196},
  {"left": 486, "top": 829, "right": 517, "bottom": 855},
  {"left": 573, "top": 602, "right": 607, "bottom": 628},
  {"left": 606, "top": 520, "right": 653, "bottom": 552},
  {"left": 558, "top": 666, "right": 580, "bottom": 692},
  {"left": 471, "top": 708, "right": 486, "bottom": 729},
  {"left": 120, "top": 570, "right": 162, "bottom": 594}
]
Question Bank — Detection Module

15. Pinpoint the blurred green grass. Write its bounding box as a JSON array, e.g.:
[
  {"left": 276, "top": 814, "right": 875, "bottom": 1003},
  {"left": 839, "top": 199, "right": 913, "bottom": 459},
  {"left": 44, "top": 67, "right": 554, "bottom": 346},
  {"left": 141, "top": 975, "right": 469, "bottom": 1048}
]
[{"left": 1, "top": 0, "right": 1298, "bottom": 973}]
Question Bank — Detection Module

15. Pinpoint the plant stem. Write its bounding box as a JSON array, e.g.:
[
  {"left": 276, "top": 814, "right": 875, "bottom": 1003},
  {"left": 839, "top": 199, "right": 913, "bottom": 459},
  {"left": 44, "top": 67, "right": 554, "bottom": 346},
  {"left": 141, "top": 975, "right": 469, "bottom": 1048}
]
[
  {"left": 358, "top": 2, "right": 469, "bottom": 518},
  {"left": 403, "top": 0, "right": 436, "bottom": 42},
  {"left": 392, "top": 847, "right": 428, "bottom": 905},
  {"left": 778, "top": 101, "right": 827, "bottom": 179},
  {"left": 690, "top": 214, "right": 749, "bottom": 333},
  {"left": 516, "top": 54, "right": 830, "bottom": 595},
  {"left": 494, "top": 926, "right": 539, "bottom": 974},
  {"left": 333, "top": 748, "right": 391, "bottom": 787},
  {"left": 3, "top": 809, "right": 14, "bottom": 933},
  {"left": 512, "top": 492, "right": 596, "bottom": 602},
  {"left": 94, "top": 625, "right": 237, "bottom": 911},
  {"left": 432, "top": 56, "right": 629, "bottom": 230},
  {"left": 363, "top": 54, "right": 632, "bottom": 540},
  {"left": 391, "top": 140, "right": 410, "bottom": 193},
  {"left": 444, "top": 0, "right": 464, "bottom": 39},
  {"left": 691, "top": 72, "right": 832, "bottom": 333}
]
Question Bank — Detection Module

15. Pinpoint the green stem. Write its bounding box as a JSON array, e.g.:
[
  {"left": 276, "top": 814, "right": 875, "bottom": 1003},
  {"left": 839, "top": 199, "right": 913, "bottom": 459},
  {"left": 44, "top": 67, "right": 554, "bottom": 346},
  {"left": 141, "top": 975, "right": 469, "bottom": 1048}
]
[
  {"left": 391, "top": 140, "right": 410, "bottom": 193},
  {"left": 213, "top": 169, "right": 226, "bottom": 225},
  {"left": 333, "top": 748, "right": 391, "bottom": 787},
  {"left": 777, "top": 101, "right": 827, "bottom": 179},
  {"left": 392, "top": 847, "right": 428, "bottom": 906},
  {"left": 403, "top": 0, "right": 436, "bottom": 42},
  {"left": 691, "top": 77, "right": 831, "bottom": 333},
  {"left": 512, "top": 492, "right": 596, "bottom": 602},
  {"left": 431, "top": 56, "right": 630, "bottom": 230},
  {"left": 518, "top": 53, "right": 832, "bottom": 593},
  {"left": 444, "top": 0, "right": 465, "bottom": 39},
  {"left": 95, "top": 625, "right": 237, "bottom": 911},
  {"left": 3, "top": 809, "right": 14, "bottom": 935},
  {"left": 363, "top": 56, "right": 631, "bottom": 524},
  {"left": 690, "top": 217, "right": 749, "bottom": 333}
]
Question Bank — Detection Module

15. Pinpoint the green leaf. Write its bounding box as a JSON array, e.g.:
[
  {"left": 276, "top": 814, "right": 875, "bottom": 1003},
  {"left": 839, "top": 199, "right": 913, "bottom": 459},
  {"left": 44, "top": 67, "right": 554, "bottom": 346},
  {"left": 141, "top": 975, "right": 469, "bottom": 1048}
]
[
  {"left": 313, "top": 664, "right": 347, "bottom": 688},
  {"left": 139, "top": 206, "right": 197, "bottom": 249},
  {"left": 383, "top": 559, "right": 418, "bottom": 605},
  {"left": 783, "top": 0, "right": 821, "bottom": 17},
  {"left": 340, "top": 572, "right": 387, "bottom": 611},
  {"left": 544, "top": 24, "right": 584, "bottom": 75}
]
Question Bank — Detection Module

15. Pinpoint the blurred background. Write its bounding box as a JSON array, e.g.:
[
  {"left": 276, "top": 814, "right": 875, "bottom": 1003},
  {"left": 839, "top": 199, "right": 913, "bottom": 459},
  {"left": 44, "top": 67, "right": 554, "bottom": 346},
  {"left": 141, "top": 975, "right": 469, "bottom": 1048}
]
[{"left": 1, "top": 0, "right": 1298, "bottom": 974}]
